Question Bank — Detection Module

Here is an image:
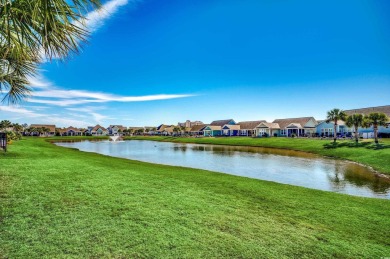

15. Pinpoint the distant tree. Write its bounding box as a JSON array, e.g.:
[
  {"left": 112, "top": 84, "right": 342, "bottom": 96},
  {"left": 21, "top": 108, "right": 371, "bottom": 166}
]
[
  {"left": 363, "top": 113, "right": 389, "bottom": 144},
  {"left": 180, "top": 126, "right": 186, "bottom": 136},
  {"left": 42, "top": 127, "right": 50, "bottom": 136},
  {"left": 128, "top": 129, "right": 134, "bottom": 136},
  {"left": 36, "top": 127, "right": 44, "bottom": 136},
  {"left": 12, "top": 123, "right": 23, "bottom": 133},
  {"left": 326, "top": 108, "right": 347, "bottom": 143},
  {"left": 0, "top": 120, "right": 12, "bottom": 130},
  {"left": 345, "top": 114, "right": 364, "bottom": 143},
  {"left": 173, "top": 127, "right": 180, "bottom": 136},
  {"left": 27, "top": 127, "right": 36, "bottom": 136}
]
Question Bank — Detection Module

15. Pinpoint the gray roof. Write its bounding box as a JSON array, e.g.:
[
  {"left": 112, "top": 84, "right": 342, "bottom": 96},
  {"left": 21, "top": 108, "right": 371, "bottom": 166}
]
[
  {"left": 272, "top": 117, "right": 316, "bottom": 129},
  {"left": 256, "top": 122, "right": 280, "bottom": 129},
  {"left": 238, "top": 120, "right": 266, "bottom": 130},
  {"left": 344, "top": 105, "right": 390, "bottom": 120},
  {"left": 189, "top": 124, "right": 207, "bottom": 132},
  {"left": 210, "top": 119, "right": 235, "bottom": 126}
]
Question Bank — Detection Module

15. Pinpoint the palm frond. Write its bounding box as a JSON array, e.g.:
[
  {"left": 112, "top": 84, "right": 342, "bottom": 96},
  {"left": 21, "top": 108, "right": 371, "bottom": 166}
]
[{"left": 0, "top": 0, "right": 101, "bottom": 103}]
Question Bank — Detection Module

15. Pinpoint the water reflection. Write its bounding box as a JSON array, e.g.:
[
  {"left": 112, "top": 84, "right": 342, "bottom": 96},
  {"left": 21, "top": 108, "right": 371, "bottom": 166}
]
[{"left": 55, "top": 140, "right": 390, "bottom": 199}]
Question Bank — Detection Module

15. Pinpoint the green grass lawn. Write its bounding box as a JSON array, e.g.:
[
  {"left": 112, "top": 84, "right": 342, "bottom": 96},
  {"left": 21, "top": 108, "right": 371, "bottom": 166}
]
[
  {"left": 0, "top": 138, "right": 389, "bottom": 258},
  {"left": 126, "top": 136, "right": 390, "bottom": 175}
]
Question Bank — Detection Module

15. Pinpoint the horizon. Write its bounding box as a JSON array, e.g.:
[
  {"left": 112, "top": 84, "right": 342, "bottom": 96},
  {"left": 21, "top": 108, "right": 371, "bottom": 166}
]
[{"left": 1, "top": 0, "right": 390, "bottom": 127}]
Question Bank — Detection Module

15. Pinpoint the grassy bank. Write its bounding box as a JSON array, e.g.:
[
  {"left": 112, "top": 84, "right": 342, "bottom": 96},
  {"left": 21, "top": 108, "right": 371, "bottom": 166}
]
[
  {"left": 0, "top": 138, "right": 389, "bottom": 258},
  {"left": 126, "top": 136, "right": 390, "bottom": 175}
]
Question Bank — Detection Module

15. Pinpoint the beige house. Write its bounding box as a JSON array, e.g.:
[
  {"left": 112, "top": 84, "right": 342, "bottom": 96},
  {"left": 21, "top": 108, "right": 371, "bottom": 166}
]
[
  {"left": 238, "top": 120, "right": 266, "bottom": 136},
  {"left": 272, "top": 117, "right": 317, "bottom": 137},
  {"left": 255, "top": 122, "right": 281, "bottom": 137}
]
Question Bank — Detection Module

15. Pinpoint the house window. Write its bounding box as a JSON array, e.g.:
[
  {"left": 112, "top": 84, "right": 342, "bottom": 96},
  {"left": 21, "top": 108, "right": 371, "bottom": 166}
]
[{"left": 280, "top": 129, "right": 286, "bottom": 135}]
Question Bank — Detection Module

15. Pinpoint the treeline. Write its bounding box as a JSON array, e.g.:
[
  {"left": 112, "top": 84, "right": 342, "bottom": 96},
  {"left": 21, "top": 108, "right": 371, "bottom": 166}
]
[{"left": 0, "top": 120, "right": 26, "bottom": 142}]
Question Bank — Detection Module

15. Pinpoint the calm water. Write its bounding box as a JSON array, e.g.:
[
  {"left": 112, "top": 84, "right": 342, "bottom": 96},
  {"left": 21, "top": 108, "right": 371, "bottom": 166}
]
[{"left": 55, "top": 140, "right": 390, "bottom": 199}]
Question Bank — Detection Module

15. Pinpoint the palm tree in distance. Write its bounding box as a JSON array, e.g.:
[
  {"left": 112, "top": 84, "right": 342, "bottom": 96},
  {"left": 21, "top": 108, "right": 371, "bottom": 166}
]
[
  {"left": 42, "top": 127, "right": 50, "bottom": 137},
  {"left": 0, "top": 0, "right": 101, "bottom": 103},
  {"left": 345, "top": 114, "right": 363, "bottom": 143},
  {"left": 0, "top": 120, "right": 12, "bottom": 130},
  {"left": 12, "top": 123, "right": 23, "bottom": 133},
  {"left": 363, "top": 113, "right": 389, "bottom": 144},
  {"left": 326, "top": 108, "right": 347, "bottom": 143}
]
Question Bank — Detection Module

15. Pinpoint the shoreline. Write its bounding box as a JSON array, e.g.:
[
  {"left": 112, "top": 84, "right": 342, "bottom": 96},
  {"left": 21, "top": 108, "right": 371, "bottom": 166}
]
[
  {"left": 124, "top": 136, "right": 390, "bottom": 176},
  {"left": 44, "top": 135, "right": 390, "bottom": 178}
]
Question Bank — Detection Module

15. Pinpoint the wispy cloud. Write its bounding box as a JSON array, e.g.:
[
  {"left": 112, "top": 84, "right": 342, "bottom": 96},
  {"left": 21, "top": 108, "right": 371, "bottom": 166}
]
[
  {"left": 81, "top": 0, "right": 138, "bottom": 33},
  {"left": 0, "top": 105, "right": 45, "bottom": 118},
  {"left": 27, "top": 75, "right": 52, "bottom": 89},
  {"left": 29, "top": 88, "right": 194, "bottom": 106}
]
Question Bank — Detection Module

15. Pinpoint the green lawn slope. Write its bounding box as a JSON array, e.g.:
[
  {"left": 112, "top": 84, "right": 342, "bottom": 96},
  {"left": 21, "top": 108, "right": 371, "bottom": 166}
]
[{"left": 0, "top": 138, "right": 389, "bottom": 258}]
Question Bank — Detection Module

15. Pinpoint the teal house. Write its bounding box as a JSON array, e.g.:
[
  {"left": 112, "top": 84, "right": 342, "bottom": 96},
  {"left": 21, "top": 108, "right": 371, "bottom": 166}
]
[{"left": 203, "top": 119, "right": 236, "bottom": 137}]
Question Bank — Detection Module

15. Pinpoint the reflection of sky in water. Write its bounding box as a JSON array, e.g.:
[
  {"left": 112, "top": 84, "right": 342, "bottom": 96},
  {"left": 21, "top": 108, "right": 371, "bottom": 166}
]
[{"left": 56, "top": 140, "right": 390, "bottom": 199}]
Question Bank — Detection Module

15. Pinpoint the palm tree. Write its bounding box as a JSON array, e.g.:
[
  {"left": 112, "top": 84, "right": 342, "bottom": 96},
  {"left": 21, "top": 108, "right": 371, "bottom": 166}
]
[
  {"left": 326, "top": 108, "right": 347, "bottom": 143},
  {"left": 180, "top": 126, "right": 186, "bottom": 136},
  {"left": 0, "top": 0, "right": 101, "bottom": 103},
  {"left": 363, "top": 113, "right": 389, "bottom": 144},
  {"left": 12, "top": 123, "right": 23, "bottom": 133},
  {"left": 36, "top": 127, "right": 44, "bottom": 136},
  {"left": 27, "top": 127, "right": 36, "bottom": 136},
  {"left": 137, "top": 129, "right": 144, "bottom": 135},
  {"left": 345, "top": 114, "right": 363, "bottom": 143},
  {"left": 42, "top": 127, "right": 50, "bottom": 137},
  {"left": 173, "top": 127, "right": 180, "bottom": 136},
  {"left": 0, "top": 120, "right": 12, "bottom": 130}
]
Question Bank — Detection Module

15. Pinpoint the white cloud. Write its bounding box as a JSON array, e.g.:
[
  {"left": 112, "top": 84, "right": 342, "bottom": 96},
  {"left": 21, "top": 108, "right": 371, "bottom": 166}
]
[
  {"left": 28, "top": 92, "right": 194, "bottom": 106},
  {"left": 27, "top": 75, "right": 52, "bottom": 89},
  {"left": 81, "top": 0, "right": 136, "bottom": 33},
  {"left": 90, "top": 112, "right": 107, "bottom": 123},
  {"left": 0, "top": 105, "right": 45, "bottom": 118}
]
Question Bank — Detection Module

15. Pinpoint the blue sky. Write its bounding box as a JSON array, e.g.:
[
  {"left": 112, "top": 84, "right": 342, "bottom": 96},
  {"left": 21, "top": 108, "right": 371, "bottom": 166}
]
[{"left": 1, "top": 0, "right": 390, "bottom": 127}]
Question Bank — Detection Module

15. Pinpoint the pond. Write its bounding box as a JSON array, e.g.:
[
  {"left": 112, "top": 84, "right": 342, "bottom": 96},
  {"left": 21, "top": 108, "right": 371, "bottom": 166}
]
[{"left": 55, "top": 140, "right": 390, "bottom": 199}]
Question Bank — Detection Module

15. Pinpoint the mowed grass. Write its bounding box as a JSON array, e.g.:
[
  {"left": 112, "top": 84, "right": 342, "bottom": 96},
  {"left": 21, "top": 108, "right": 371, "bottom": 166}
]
[
  {"left": 0, "top": 138, "right": 389, "bottom": 258},
  {"left": 127, "top": 136, "right": 390, "bottom": 175}
]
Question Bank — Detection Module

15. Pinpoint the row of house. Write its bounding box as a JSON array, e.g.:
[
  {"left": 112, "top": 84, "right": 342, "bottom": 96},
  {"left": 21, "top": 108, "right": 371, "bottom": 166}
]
[
  {"left": 189, "top": 117, "right": 318, "bottom": 137},
  {"left": 151, "top": 106, "right": 390, "bottom": 138},
  {"left": 26, "top": 124, "right": 159, "bottom": 137},
  {"left": 27, "top": 105, "right": 390, "bottom": 138}
]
